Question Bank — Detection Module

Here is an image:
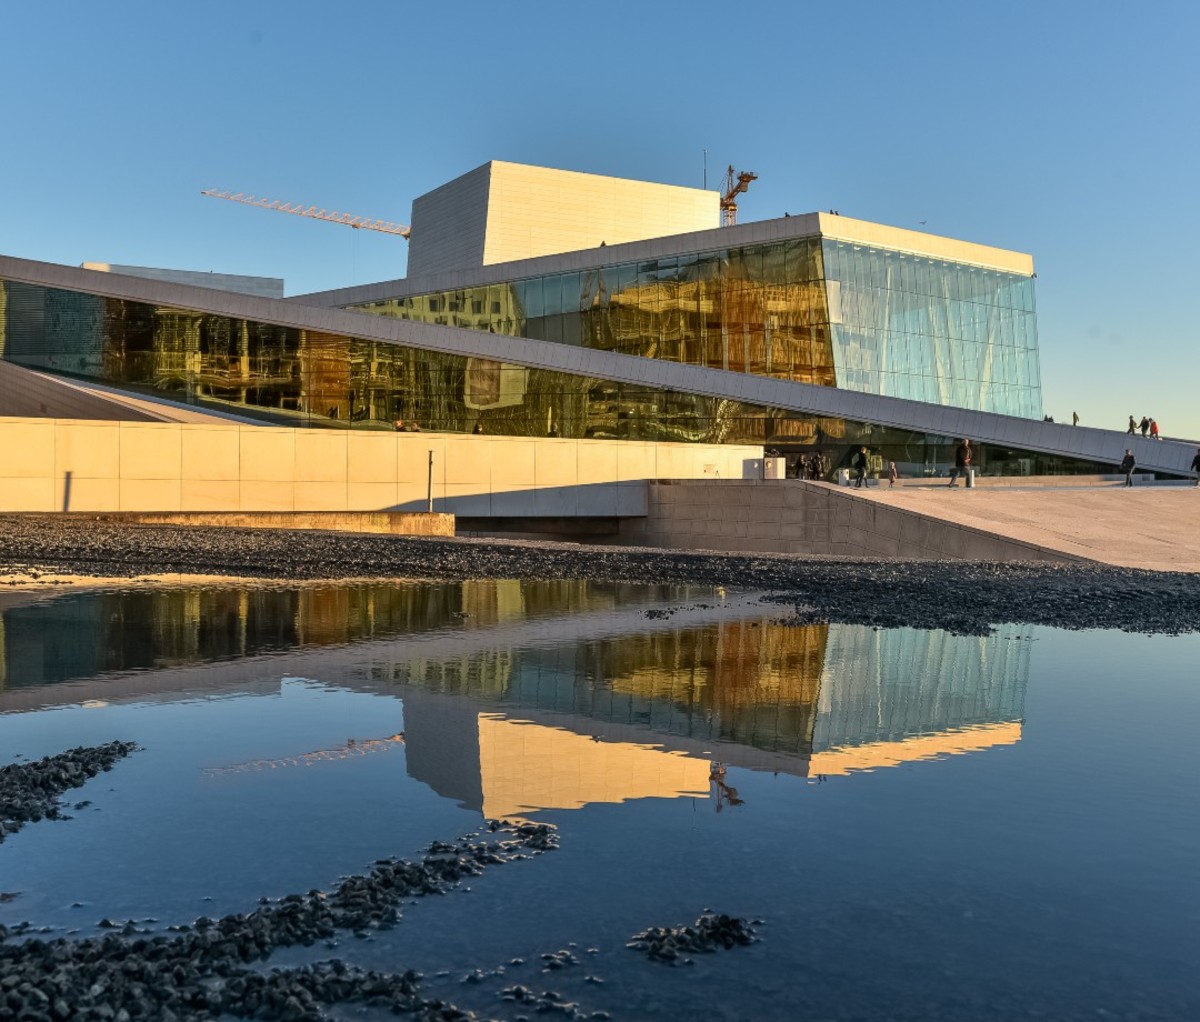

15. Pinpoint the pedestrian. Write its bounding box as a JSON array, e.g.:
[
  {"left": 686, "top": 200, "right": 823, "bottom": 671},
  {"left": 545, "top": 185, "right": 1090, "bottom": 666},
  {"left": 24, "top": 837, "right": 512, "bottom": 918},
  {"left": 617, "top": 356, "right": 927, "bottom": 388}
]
[
  {"left": 948, "top": 438, "right": 972, "bottom": 487},
  {"left": 473, "top": 421, "right": 484, "bottom": 434},
  {"left": 1120, "top": 448, "right": 1136, "bottom": 487},
  {"left": 888, "top": 461, "right": 898, "bottom": 487},
  {"left": 1072, "top": 411, "right": 1079, "bottom": 426},
  {"left": 853, "top": 446, "right": 869, "bottom": 488},
  {"left": 1127, "top": 415, "right": 1137, "bottom": 435},
  {"left": 1191, "top": 447, "right": 1200, "bottom": 487},
  {"left": 1139, "top": 416, "right": 1150, "bottom": 438},
  {"left": 1150, "top": 418, "right": 1160, "bottom": 440}
]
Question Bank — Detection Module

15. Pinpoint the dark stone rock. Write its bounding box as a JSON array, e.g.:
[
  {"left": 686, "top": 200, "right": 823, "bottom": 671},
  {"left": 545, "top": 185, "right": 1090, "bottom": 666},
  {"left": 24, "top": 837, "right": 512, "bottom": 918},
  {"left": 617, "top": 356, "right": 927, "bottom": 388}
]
[
  {"left": 0, "top": 741, "right": 137, "bottom": 844},
  {"left": 628, "top": 912, "right": 759, "bottom": 965},
  {"left": 0, "top": 820, "right": 558, "bottom": 1020}
]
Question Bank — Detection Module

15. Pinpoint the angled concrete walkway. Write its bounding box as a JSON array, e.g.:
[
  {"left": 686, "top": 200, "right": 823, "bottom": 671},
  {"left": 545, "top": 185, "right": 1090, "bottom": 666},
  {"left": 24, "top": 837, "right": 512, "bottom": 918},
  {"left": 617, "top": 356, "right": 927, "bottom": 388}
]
[
  {"left": 625, "top": 479, "right": 1200, "bottom": 571},
  {"left": 850, "top": 483, "right": 1200, "bottom": 572}
]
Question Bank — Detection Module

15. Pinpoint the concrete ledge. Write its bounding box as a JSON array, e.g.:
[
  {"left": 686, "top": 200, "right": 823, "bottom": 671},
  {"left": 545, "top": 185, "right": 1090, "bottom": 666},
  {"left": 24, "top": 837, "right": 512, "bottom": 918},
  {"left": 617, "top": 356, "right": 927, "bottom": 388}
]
[
  {"left": 72, "top": 511, "right": 455, "bottom": 537},
  {"left": 621, "top": 479, "right": 1085, "bottom": 565}
]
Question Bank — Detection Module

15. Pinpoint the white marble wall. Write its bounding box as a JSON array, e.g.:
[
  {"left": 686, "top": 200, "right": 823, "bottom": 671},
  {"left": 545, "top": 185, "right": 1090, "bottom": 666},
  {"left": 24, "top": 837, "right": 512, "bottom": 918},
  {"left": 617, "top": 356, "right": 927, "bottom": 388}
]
[{"left": 0, "top": 418, "right": 762, "bottom": 514}]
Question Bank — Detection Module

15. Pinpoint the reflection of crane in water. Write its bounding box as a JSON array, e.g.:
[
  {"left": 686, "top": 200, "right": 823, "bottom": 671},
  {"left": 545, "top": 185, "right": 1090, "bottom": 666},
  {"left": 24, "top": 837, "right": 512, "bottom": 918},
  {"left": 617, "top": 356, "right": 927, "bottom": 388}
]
[
  {"left": 709, "top": 762, "right": 744, "bottom": 812},
  {"left": 204, "top": 734, "right": 406, "bottom": 776}
]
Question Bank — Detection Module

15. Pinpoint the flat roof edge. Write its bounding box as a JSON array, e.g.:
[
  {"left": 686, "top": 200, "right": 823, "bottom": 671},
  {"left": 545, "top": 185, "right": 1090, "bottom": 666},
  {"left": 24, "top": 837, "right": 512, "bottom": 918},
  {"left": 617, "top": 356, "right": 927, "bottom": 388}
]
[{"left": 292, "top": 212, "right": 1033, "bottom": 309}]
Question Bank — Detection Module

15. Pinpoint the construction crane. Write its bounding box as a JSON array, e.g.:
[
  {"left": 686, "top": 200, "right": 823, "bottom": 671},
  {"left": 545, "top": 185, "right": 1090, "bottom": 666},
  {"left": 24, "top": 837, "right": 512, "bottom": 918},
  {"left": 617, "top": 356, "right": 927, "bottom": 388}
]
[
  {"left": 719, "top": 166, "right": 758, "bottom": 227},
  {"left": 201, "top": 189, "right": 411, "bottom": 239}
]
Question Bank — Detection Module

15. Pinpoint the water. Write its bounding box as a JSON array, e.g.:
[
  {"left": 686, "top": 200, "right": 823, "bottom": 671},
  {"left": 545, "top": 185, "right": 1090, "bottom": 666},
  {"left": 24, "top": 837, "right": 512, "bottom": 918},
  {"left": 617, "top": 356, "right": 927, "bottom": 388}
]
[{"left": 1, "top": 581, "right": 1197, "bottom": 1020}]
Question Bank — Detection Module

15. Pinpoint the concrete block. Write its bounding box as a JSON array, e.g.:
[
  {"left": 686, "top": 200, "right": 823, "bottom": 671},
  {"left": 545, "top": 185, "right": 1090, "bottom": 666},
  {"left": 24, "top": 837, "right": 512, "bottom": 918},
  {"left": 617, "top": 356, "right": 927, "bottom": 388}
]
[
  {"left": 347, "top": 482, "right": 402, "bottom": 511},
  {"left": 55, "top": 422, "right": 120, "bottom": 479},
  {"left": 533, "top": 440, "right": 578, "bottom": 487},
  {"left": 397, "top": 440, "right": 441, "bottom": 484},
  {"left": 0, "top": 421, "right": 54, "bottom": 477},
  {"left": 616, "top": 481, "right": 648, "bottom": 516},
  {"left": 294, "top": 431, "right": 349, "bottom": 483},
  {"left": 444, "top": 438, "right": 498, "bottom": 485},
  {"left": 64, "top": 477, "right": 120, "bottom": 512},
  {"left": 616, "top": 443, "right": 655, "bottom": 481},
  {"left": 491, "top": 439, "right": 538, "bottom": 485},
  {"left": 441, "top": 485, "right": 493, "bottom": 516},
  {"left": 580, "top": 483, "right": 621, "bottom": 515},
  {"left": 238, "top": 480, "right": 295, "bottom": 511},
  {"left": 181, "top": 427, "right": 240, "bottom": 481},
  {"left": 391, "top": 483, "right": 431, "bottom": 512},
  {"left": 348, "top": 433, "right": 401, "bottom": 484},
  {"left": 240, "top": 430, "right": 296, "bottom": 482},
  {"left": 119, "top": 424, "right": 183, "bottom": 481},
  {"left": 937, "top": 528, "right": 968, "bottom": 558},
  {"left": 293, "top": 481, "right": 350, "bottom": 511},
  {"left": 120, "top": 478, "right": 182, "bottom": 511},
  {"left": 0, "top": 476, "right": 55, "bottom": 511},
  {"left": 180, "top": 479, "right": 241, "bottom": 511},
  {"left": 533, "top": 486, "right": 579, "bottom": 516}
]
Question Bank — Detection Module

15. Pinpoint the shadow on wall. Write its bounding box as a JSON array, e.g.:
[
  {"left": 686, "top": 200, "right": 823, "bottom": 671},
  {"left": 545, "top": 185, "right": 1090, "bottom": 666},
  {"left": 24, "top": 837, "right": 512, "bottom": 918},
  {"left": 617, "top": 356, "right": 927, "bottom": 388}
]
[{"left": 385, "top": 460, "right": 763, "bottom": 517}]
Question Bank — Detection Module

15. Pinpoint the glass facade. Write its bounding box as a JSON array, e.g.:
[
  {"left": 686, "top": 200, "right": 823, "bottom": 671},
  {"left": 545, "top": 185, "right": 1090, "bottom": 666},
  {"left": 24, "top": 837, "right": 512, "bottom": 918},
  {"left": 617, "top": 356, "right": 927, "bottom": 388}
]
[
  {"left": 345, "top": 235, "right": 1042, "bottom": 418},
  {"left": 823, "top": 241, "right": 1040, "bottom": 416},
  {"left": 0, "top": 276, "right": 1102, "bottom": 479}
]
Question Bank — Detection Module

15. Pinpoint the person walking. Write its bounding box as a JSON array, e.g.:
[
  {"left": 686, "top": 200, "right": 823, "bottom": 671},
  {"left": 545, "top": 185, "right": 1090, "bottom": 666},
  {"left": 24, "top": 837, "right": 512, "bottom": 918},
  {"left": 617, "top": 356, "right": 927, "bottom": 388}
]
[
  {"left": 1191, "top": 447, "right": 1200, "bottom": 486},
  {"left": 853, "top": 446, "right": 869, "bottom": 488},
  {"left": 1127, "top": 415, "right": 1137, "bottom": 435},
  {"left": 1139, "top": 416, "right": 1150, "bottom": 438},
  {"left": 1150, "top": 418, "right": 1160, "bottom": 440},
  {"left": 1072, "top": 411, "right": 1079, "bottom": 426},
  {"left": 888, "top": 461, "right": 898, "bottom": 487},
  {"left": 1120, "top": 449, "right": 1136, "bottom": 487},
  {"left": 948, "top": 438, "right": 972, "bottom": 487}
]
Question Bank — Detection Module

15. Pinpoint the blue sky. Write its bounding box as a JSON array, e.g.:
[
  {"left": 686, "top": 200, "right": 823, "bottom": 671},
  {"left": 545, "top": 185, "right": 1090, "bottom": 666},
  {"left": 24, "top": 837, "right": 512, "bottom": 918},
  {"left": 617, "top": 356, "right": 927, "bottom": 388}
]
[{"left": 2, "top": 1, "right": 1197, "bottom": 438}]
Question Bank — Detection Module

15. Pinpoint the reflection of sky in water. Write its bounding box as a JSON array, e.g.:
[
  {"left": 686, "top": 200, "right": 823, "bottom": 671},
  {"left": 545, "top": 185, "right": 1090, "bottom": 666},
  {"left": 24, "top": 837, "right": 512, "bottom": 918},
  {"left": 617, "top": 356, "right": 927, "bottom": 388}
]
[{"left": 0, "top": 582, "right": 1197, "bottom": 1020}]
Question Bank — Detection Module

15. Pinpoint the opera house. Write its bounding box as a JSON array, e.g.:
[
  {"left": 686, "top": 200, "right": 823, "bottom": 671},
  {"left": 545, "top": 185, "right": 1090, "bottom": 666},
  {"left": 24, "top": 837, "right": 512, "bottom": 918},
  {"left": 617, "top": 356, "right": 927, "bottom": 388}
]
[{"left": 1, "top": 160, "right": 1193, "bottom": 519}]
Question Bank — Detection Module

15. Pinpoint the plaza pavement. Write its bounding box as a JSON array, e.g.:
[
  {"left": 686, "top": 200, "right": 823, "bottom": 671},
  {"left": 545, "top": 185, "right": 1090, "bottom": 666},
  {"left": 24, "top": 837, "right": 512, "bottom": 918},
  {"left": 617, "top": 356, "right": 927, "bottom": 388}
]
[{"left": 849, "top": 482, "right": 1200, "bottom": 572}]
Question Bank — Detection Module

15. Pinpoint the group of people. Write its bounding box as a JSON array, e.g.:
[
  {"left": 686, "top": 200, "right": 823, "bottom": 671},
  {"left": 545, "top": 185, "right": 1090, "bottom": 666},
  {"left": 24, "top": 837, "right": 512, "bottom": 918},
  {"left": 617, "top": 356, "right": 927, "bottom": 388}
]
[
  {"left": 796, "top": 451, "right": 829, "bottom": 480},
  {"left": 1127, "top": 415, "right": 1162, "bottom": 439},
  {"left": 393, "top": 420, "right": 422, "bottom": 432}
]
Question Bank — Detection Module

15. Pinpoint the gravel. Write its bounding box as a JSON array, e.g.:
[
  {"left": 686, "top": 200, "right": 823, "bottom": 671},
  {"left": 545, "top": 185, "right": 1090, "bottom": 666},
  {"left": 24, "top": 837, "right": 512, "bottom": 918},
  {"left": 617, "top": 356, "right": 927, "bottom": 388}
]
[
  {"left": 0, "top": 819, "right": 560, "bottom": 1021},
  {"left": 1, "top": 515, "right": 1198, "bottom": 636},
  {"left": 0, "top": 742, "right": 137, "bottom": 843}
]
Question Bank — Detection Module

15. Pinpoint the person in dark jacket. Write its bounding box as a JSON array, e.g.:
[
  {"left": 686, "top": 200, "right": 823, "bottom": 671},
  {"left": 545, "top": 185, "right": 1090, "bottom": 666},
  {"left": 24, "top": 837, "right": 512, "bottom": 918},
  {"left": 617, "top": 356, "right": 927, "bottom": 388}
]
[
  {"left": 1120, "top": 449, "right": 1136, "bottom": 487},
  {"left": 1191, "top": 447, "right": 1200, "bottom": 487},
  {"left": 853, "top": 446, "right": 869, "bottom": 488},
  {"left": 1127, "top": 415, "right": 1137, "bottom": 435},
  {"left": 948, "top": 439, "right": 972, "bottom": 487}
]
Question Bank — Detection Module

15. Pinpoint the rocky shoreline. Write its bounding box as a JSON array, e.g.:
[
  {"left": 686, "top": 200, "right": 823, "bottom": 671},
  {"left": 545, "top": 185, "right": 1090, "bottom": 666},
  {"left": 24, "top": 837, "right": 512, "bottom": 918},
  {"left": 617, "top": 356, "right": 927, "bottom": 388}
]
[
  {"left": 0, "top": 743, "right": 757, "bottom": 1022},
  {"left": 1, "top": 515, "right": 1199, "bottom": 636},
  {"left": 1, "top": 749, "right": 562, "bottom": 1022},
  {"left": 1, "top": 742, "right": 137, "bottom": 844}
]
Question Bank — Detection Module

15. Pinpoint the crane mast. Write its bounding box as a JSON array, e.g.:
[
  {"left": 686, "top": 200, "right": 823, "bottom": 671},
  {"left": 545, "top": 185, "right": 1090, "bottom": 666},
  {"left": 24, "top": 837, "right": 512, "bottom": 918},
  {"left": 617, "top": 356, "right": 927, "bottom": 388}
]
[
  {"left": 719, "top": 166, "right": 757, "bottom": 227},
  {"left": 200, "top": 189, "right": 411, "bottom": 238}
]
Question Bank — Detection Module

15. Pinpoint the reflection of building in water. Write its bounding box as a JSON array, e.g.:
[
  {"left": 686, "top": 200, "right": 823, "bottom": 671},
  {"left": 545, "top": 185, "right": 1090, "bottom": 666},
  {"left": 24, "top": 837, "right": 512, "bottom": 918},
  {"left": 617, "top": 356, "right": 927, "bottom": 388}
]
[
  {"left": 0, "top": 582, "right": 1030, "bottom": 820},
  {"left": 402, "top": 686, "right": 709, "bottom": 818},
  {"left": 393, "top": 618, "right": 1029, "bottom": 816},
  {"left": 0, "top": 580, "right": 683, "bottom": 692}
]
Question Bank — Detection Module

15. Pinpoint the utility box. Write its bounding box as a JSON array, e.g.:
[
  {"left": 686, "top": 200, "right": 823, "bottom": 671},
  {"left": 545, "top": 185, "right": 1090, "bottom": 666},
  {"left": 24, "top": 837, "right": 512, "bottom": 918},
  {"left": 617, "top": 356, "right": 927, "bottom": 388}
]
[
  {"left": 764, "top": 457, "right": 787, "bottom": 480},
  {"left": 837, "top": 468, "right": 850, "bottom": 486}
]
